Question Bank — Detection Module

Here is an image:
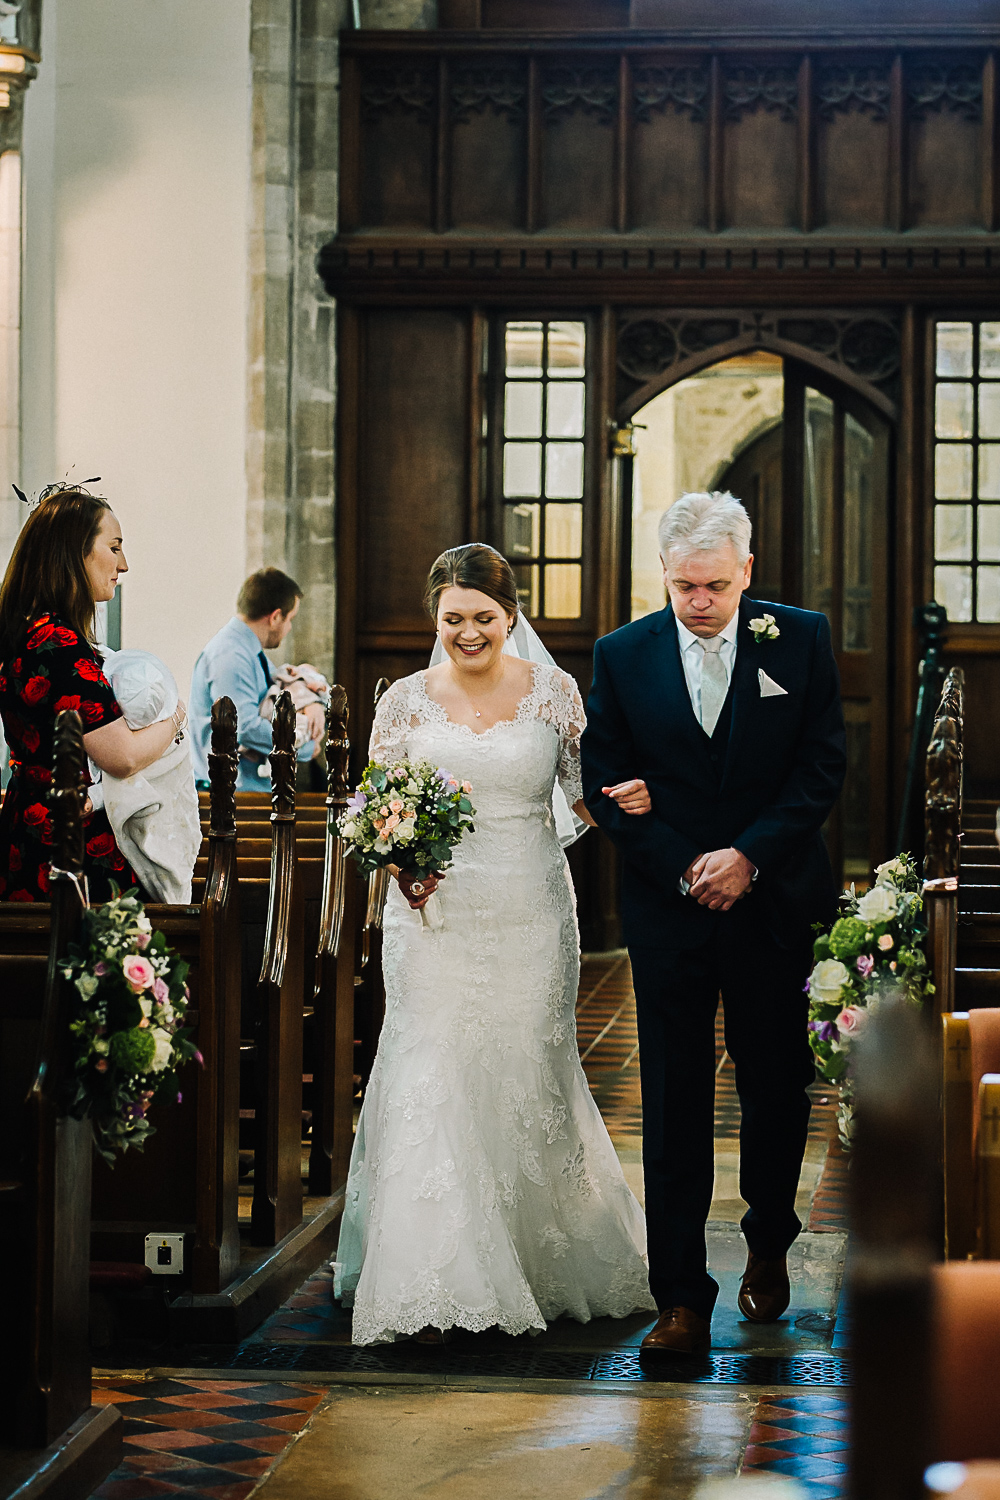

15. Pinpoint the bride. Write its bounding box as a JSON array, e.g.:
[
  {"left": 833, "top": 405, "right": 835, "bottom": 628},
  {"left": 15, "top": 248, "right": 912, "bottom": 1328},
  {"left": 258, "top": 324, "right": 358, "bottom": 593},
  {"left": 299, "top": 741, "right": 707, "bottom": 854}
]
[{"left": 334, "top": 544, "right": 657, "bottom": 1344}]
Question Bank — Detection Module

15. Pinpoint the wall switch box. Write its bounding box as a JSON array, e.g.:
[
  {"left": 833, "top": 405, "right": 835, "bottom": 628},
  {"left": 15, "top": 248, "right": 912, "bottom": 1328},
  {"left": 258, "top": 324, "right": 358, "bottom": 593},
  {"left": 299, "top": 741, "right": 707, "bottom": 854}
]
[{"left": 145, "top": 1232, "right": 185, "bottom": 1275}]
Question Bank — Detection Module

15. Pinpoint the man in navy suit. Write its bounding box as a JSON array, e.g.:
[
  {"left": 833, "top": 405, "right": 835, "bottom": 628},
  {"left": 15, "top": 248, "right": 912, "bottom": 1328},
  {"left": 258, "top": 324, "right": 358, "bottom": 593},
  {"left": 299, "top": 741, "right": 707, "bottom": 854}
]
[{"left": 581, "top": 491, "right": 846, "bottom": 1354}]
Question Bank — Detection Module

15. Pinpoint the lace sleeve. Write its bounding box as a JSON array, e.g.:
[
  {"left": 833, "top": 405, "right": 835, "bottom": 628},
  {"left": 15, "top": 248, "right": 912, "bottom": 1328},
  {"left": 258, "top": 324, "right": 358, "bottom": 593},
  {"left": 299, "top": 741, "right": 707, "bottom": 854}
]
[
  {"left": 368, "top": 678, "right": 415, "bottom": 766},
  {"left": 536, "top": 665, "right": 585, "bottom": 806}
]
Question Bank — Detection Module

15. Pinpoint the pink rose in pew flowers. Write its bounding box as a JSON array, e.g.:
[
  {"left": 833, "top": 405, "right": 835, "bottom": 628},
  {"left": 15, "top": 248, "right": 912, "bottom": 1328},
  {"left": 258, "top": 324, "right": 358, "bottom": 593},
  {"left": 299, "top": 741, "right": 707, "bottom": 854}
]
[
  {"left": 805, "top": 850, "right": 934, "bottom": 1150},
  {"left": 59, "top": 889, "right": 200, "bottom": 1162},
  {"left": 339, "top": 758, "right": 476, "bottom": 932}
]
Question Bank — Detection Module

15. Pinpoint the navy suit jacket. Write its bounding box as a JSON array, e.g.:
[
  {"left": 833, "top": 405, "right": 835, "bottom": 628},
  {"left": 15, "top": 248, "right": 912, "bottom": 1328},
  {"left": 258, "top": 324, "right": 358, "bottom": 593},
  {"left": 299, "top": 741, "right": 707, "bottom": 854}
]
[{"left": 581, "top": 596, "right": 847, "bottom": 951}]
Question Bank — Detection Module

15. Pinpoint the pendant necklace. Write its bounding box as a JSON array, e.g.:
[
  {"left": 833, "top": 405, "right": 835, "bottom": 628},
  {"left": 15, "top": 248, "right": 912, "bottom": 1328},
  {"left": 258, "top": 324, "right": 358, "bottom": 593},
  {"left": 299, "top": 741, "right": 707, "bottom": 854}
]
[{"left": 458, "top": 660, "right": 503, "bottom": 721}]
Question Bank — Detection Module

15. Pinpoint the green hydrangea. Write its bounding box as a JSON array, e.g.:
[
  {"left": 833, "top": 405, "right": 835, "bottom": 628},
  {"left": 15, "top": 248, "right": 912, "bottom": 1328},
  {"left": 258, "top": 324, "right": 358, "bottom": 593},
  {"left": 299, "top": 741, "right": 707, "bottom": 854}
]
[
  {"left": 108, "top": 1026, "right": 156, "bottom": 1075},
  {"left": 828, "top": 916, "right": 868, "bottom": 962}
]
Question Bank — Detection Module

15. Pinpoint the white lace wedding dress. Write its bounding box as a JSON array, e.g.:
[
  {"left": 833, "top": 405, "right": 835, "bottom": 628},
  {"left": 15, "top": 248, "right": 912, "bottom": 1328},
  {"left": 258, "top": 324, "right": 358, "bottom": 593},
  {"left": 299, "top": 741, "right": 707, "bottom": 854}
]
[{"left": 334, "top": 661, "right": 656, "bottom": 1345}]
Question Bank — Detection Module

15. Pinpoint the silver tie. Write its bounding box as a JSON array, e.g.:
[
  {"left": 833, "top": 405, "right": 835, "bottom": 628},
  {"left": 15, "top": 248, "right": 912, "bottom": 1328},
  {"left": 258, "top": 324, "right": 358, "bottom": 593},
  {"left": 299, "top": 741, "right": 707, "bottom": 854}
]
[{"left": 699, "top": 635, "right": 728, "bottom": 737}]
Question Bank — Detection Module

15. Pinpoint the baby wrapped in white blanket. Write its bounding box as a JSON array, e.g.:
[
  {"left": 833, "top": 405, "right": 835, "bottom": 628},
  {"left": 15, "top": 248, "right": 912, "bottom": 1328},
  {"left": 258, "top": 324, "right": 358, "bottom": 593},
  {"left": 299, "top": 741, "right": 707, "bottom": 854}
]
[{"left": 90, "top": 649, "right": 202, "bottom": 904}]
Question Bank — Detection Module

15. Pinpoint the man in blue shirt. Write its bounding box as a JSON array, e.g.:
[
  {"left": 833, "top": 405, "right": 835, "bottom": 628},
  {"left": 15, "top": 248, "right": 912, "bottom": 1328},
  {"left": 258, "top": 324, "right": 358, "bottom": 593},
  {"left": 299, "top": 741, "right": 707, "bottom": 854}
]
[{"left": 190, "top": 568, "right": 322, "bottom": 791}]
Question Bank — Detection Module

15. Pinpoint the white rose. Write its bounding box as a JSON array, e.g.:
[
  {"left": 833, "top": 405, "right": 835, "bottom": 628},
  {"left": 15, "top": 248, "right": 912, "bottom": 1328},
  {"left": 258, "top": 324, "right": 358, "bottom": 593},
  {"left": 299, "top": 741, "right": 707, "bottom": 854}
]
[
  {"left": 138, "top": 995, "right": 153, "bottom": 1019},
  {"left": 76, "top": 973, "right": 99, "bottom": 1001},
  {"left": 149, "top": 1027, "right": 173, "bottom": 1073},
  {"left": 857, "top": 883, "right": 898, "bottom": 924},
  {"left": 809, "top": 958, "right": 851, "bottom": 1005},
  {"left": 874, "top": 856, "right": 907, "bottom": 886}
]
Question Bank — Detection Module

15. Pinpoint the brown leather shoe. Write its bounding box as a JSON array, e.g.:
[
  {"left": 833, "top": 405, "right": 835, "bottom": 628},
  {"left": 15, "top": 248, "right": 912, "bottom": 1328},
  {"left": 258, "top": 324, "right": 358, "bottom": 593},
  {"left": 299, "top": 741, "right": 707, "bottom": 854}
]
[
  {"left": 639, "top": 1306, "right": 711, "bottom": 1354},
  {"left": 738, "top": 1253, "right": 790, "bottom": 1323}
]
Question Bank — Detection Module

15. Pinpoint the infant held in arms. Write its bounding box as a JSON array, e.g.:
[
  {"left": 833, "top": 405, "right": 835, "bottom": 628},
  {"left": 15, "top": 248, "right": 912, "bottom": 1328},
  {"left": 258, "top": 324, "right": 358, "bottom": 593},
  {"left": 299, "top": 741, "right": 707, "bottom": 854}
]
[{"left": 90, "top": 650, "right": 202, "bottom": 904}]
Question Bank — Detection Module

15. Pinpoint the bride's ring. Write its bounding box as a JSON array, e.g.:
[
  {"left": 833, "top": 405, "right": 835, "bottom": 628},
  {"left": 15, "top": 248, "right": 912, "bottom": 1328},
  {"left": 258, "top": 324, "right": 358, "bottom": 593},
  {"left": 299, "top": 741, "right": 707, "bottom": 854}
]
[{"left": 410, "top": 880, "right": 425, "bottom": 897}]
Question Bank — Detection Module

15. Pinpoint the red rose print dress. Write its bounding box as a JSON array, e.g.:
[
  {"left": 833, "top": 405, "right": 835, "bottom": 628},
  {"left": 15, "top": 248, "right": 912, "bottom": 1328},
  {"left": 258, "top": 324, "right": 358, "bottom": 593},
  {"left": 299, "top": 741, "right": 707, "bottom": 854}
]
[{"left": 0, "top": 613, "right": 141, "bottom": 902}]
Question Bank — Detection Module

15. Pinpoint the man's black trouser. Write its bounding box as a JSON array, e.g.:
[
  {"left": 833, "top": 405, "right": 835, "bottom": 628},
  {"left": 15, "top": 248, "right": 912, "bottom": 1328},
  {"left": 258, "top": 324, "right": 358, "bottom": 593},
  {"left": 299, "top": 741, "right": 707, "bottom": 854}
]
[{"left": 629, "top": 902, "right": 816, "bottom": 1321}]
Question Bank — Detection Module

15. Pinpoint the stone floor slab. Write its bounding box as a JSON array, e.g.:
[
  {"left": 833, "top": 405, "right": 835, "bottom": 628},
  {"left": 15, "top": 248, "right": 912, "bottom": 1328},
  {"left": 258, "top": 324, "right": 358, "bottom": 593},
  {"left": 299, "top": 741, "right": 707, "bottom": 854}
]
[{"left": 253, "top": 1386, "right": 754, "bottom": 1500}]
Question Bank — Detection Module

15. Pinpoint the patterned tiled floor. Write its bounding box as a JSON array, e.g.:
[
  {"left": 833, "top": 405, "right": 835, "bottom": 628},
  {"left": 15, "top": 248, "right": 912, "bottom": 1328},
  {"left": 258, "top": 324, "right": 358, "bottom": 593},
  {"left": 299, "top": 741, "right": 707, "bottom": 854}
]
[
  {"left": 742, "top": 1393, "right": 850, "bottom": 1498},
  {"left": 90, "top": 1379, "right": 326, "bottom": 1500}
]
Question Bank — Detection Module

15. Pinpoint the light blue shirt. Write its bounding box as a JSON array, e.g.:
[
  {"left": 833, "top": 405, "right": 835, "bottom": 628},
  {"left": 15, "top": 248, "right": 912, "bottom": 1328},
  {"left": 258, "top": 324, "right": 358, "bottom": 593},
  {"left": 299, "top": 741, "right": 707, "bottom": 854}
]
[{"left": 190, "top": 616, "right": 314, "bottom": 792}]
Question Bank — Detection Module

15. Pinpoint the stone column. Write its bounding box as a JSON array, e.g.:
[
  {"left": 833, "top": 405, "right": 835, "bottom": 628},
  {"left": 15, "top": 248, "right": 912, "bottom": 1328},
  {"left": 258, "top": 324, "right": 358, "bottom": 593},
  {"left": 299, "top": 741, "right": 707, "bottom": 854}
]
[
  {"left": 0, "top": 0, "right": 40, "bottom": 572},
  {"left": 246, "top": 0, "right": 436, "bottom": 679},
  {"left": 247, "top": 0, "right": 344, "bottom": 676}
]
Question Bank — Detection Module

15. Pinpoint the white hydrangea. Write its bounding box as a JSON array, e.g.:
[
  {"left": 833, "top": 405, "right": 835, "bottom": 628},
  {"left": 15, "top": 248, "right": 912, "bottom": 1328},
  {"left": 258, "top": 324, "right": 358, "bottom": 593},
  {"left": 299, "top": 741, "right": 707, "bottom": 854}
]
[{"left": 149, "top": 1027, "right": 174, "bottom": 1073}]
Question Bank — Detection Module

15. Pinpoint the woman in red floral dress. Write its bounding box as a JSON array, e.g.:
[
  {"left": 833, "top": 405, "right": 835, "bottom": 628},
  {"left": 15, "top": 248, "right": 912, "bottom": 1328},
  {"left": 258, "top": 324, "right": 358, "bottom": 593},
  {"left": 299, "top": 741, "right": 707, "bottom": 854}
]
[{"left": 0, "top": 487, "right": 186, "bottom": 902}]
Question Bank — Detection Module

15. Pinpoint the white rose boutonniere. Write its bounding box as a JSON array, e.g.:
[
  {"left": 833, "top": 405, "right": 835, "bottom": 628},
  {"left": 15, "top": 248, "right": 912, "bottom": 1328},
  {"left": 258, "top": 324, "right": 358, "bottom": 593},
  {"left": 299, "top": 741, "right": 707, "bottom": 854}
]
[{"left": 749, "top": 613, "right": 780, "bottom": 644}]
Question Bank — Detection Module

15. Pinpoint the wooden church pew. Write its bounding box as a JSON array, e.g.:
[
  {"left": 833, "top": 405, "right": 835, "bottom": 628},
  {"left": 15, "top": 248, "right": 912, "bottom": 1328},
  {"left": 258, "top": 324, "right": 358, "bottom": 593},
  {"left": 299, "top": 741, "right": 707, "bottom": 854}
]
[
  {"left": 942, "top": 1009, "right": 1000, "bottom": 1261},
  {"left": 170, "top": 693, "right": 351, "bottom": 1340},
  {"left": 849, "top": 998, "right": 1000, "bottom": 1495},
  {"left": 89, "top": 697, "right": 243, "bottom": 1293},
  {"left": 194, "top": 690, "right": 360, "bottom": 1201},
  {"left": 354, "top": 678, "right": 391, "bottom": 1092},
  {"left": 0, "top": 710, "right": 123, "bottom": 1500}
]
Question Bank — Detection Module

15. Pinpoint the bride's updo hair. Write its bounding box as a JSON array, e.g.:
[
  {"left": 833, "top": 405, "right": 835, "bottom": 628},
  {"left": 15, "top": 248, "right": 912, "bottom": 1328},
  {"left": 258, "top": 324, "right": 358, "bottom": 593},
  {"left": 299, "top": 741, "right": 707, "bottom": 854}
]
[{"left": 424, "top": 544, "right": 519, "bottom": 623}]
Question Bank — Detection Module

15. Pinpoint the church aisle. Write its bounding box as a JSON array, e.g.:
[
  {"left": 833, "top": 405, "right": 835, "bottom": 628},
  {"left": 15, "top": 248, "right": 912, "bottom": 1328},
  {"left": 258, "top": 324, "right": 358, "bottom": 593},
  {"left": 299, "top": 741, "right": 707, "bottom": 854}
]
[{"left": 87, "top": 955, "right": 848, "bottom": 1500}]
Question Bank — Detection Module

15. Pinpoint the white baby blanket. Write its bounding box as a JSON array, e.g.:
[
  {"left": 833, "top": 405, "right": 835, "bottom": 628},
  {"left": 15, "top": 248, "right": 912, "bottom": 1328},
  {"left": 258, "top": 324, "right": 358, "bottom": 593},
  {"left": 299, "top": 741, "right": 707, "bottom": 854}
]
[{"left": 95, "top": 649, "right": 202, "bottom": 904}]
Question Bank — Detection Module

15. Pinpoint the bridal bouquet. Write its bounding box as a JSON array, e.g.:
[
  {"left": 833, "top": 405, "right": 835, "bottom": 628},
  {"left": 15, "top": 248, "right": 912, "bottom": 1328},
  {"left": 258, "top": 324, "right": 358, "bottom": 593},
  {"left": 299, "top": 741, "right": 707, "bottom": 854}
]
[
  {"left": 806, "top": 852, "right": 933, "bottom": 1149},
  {"left": 339, "top": 759, "right": 476, "bottom": 929},
  {"left": 61, "top": 889, "right": 200, "bottom": 1162}
]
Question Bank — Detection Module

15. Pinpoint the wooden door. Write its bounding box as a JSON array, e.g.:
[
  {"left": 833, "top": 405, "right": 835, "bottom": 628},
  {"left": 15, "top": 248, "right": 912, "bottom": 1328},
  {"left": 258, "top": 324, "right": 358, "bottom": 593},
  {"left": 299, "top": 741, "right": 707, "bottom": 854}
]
[
  {"left": 782, "top": 361, "right": 892, "bottom": 885},
  {"left": 712, "top": 360, "right": 892, "bottom": 885}
]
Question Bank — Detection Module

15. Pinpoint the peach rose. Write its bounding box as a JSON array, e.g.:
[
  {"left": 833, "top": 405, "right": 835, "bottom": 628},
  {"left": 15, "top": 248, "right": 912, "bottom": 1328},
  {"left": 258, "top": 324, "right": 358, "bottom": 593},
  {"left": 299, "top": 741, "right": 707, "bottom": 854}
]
[{"left": 389, "top": 800, "right": 404, "bottom": 814}]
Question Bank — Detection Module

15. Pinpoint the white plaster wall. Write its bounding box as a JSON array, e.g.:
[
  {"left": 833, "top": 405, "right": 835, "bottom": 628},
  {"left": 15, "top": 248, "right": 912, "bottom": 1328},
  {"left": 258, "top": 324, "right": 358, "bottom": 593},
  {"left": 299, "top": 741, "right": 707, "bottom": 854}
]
[{"left": 20, "top": 0, "right": 253, "bottom": 694}]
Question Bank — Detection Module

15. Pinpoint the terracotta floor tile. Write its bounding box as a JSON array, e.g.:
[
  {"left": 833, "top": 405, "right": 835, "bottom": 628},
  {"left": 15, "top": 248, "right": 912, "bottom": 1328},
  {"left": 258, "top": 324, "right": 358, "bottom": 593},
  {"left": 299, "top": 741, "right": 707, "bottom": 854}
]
[
  {"left": 237, "top": 1436, "right": 294, "bottom": 1454},
  {"left": 127, "top": 1431, "right": 220, "bottom": 1452},
  {"left": 139, "top": 1412, "right": 235, "bottom": 1431},
  {"left": 158, "top": 1393, "right": 250, "bottom": 1410},
  {"left": 256, "top": 1413, "right": 312, "bottom": 1432},
  {"left": 210, "top": 1457, "right": 276, "bottom": 1477}
]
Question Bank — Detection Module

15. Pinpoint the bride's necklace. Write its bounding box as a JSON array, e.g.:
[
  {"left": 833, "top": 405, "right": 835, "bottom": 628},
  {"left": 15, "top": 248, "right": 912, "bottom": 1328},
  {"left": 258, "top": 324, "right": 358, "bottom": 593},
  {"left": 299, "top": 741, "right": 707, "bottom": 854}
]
[{"left": 453, "top": 661, "right": 506, "bottom": 720}]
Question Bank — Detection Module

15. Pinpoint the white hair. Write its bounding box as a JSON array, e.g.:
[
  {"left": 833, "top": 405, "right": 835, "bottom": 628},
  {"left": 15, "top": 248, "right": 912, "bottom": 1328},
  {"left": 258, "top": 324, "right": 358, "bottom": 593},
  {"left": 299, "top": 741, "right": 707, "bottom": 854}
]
[{"left": 658, "top": 490, "right": 752, "bottom": 565}]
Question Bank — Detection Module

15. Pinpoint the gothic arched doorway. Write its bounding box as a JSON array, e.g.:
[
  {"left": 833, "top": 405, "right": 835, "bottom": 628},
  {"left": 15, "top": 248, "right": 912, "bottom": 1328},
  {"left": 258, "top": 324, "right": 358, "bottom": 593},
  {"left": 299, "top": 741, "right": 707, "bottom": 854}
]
[{"left": 628, "top": 351, "right": 892, "bottom": 888}]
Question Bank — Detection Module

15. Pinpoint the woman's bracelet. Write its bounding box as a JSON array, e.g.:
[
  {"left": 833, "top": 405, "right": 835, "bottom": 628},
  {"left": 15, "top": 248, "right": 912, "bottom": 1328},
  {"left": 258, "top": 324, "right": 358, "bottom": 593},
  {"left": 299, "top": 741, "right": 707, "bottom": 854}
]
[{"left": 170, "top": 708, "right": 188, "bottom": 744}]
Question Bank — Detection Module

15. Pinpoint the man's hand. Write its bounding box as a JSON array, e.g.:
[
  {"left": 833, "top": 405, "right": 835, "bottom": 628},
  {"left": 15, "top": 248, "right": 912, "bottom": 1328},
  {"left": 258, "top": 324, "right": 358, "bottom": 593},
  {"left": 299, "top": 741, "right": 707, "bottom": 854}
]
[
  {"left": 602, "top": 778, "right": 652, "bottom": 816},
  {"left": 686, "top": 848, "right": 755, "bottom": 911}
]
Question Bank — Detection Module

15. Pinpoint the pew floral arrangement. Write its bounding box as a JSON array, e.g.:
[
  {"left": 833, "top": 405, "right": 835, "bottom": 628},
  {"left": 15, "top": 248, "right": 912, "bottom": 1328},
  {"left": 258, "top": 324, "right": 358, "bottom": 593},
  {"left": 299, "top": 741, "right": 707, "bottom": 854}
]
[
  {"left": 806, "top": 852, "right": 934, "bottom": 1149},
  {"left": 60, "top": 889, "right": 200, "bottom": 1162},
  {"left": 338, "top": 759, "right": 475, "bottom": 929}
]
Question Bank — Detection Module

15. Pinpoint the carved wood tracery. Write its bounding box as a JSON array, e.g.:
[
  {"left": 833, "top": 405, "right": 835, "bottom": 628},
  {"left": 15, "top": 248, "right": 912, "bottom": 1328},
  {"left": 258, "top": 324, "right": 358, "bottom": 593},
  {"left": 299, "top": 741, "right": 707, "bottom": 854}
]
[{"left": 924, "top": 668, "right": 965, "bottom": 884}]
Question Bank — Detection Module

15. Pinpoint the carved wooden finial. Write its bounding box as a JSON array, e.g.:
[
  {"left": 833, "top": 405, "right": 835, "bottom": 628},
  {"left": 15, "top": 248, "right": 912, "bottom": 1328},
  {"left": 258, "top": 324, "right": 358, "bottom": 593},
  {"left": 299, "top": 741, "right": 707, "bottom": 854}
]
[
  {"left": 209, "top": 695, "right": 238, "bottom": 840},
  {"left": 49, "top": 708, "right": 86, "bottom": 877},
  {"left": 939, "top": 665, "right": 965, "bottom": 724},
  {"left": 373, "top": 677, "right": 390, "bottom": 708},
  {"left": 924, "top": 712, "right": 962, "bottom": 882},
  {"left": 270, "top": 690, "right": 297, "bottom": 822},
  {"left": 325, "top": 685, "right": 350, "bottom": 812}
]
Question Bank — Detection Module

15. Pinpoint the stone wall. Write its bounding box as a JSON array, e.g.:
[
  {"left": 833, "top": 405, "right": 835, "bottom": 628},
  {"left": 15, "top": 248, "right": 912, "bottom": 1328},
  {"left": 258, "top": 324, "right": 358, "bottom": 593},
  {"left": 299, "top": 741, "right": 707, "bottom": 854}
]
[{"left": 248, "top": 0, "right": 434, "bottom": 680}]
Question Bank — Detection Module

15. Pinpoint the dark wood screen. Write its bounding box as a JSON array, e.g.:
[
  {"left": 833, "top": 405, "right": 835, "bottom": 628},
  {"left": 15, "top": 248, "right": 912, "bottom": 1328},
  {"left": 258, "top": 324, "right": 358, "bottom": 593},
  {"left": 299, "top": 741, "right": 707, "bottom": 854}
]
[{"left": 329, "top": 13, "right": 1000, "bottom": 939}]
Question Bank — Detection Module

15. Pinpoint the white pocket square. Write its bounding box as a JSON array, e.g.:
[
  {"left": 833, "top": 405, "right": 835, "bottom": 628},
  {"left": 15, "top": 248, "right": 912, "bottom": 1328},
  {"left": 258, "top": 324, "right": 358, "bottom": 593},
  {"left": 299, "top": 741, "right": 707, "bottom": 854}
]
[{"left": 758, "top": 669, "right": 788, "bottom": 698}]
